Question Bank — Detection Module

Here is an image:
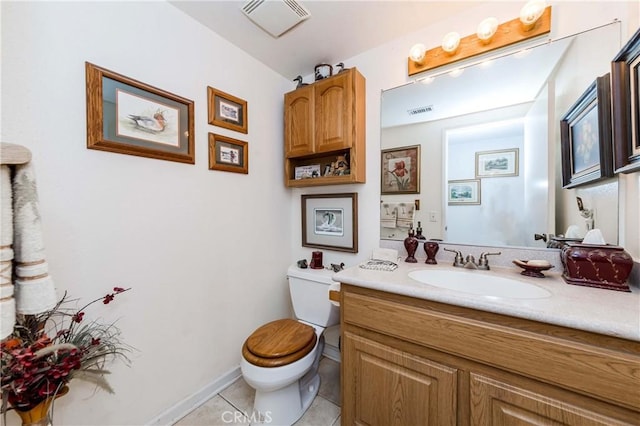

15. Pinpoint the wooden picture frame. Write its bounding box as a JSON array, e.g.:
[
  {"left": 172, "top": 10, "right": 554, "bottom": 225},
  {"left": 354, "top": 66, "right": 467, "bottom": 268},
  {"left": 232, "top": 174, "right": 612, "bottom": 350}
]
[
  {"left": 475, "top": 148, "right": 519, "bottom": 178},
  {"left": 302, "top": 193, "right": 358, "bottom": 253},
  {"left": 208, "top": 133, "right": 248, "bottom": 174},
  {"left": 85, "top": 62, "right": 195, "bottom": 164},
  {"left": 381, "top": 145, "right": 421, "bottom": 195},
  {"left": 448, "top": 179, "right": 481, "bottom": 205},
  {"left": 207, "top": 87, "right": 248, "bottom": 134},
  {"left": 560, "top": 74, "right": 613, "bottom": 188},
  {"left": 612, "top": 27, "right": 640, "bottom": 174}
]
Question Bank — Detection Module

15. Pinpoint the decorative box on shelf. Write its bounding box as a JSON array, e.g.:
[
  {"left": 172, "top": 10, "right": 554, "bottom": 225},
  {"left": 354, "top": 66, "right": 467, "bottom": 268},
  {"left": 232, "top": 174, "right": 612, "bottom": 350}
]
[{"left": 560, "top": 243, "right": 634, "bottom": 292}]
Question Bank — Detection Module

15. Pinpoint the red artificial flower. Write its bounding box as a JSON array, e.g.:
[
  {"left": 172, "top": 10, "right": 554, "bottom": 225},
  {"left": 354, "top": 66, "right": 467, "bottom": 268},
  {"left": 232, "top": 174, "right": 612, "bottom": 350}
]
[
  {"left": 103, "top": 294, "right": 115, "bottom": 304},
  {"left": 72, "top": 312, "right": 84, "bottom": 323},
  {"left": 113, "top": 287, "right": 126, "bottom": 293}
]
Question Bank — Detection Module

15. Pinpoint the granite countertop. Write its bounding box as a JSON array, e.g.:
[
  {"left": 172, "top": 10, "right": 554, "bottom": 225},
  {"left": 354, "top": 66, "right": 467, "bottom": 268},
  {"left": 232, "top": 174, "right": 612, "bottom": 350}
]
[{"left": 333, "top": 262, "right": 640, "bottom": 342}]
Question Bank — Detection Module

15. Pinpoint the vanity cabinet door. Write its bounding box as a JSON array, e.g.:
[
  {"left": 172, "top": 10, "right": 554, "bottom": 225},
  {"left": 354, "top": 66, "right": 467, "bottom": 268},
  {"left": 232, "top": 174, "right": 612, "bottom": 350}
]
[
  {"left": 284, "top": 85, "right": 314, "bottom": 158},
  {"left": 342, "top": 332, "right": 458, "bottom": 426},
  {"left": 314, "top": 71, "right": 353, "bottom": 153},
  {"left": 469, "top": 373, "right": 637, "bottom": 426}
]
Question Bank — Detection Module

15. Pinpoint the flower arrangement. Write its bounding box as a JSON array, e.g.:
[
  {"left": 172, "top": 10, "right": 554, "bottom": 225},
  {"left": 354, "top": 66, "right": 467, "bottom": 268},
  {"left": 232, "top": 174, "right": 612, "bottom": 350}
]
[{"left": 1, "top": 287, "right": 133, "bottom": 419}]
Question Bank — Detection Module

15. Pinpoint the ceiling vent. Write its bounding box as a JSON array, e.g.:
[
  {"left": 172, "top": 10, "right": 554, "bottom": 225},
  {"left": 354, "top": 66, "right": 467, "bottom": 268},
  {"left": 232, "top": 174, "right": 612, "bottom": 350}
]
[
  {"left": 407, "top": 105, "right": 434, "bottom": 116},
  {"left": 241, "top": 0, "right": 311, "bottom": 38}
]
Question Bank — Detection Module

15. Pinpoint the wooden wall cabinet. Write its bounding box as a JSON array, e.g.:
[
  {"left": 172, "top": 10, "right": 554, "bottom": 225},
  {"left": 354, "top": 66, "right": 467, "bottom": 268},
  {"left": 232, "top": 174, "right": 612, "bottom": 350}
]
[
  {"left": 340, "top": 285, "right": 640, "bottom": 425},
  {"left": 284, "top": 68, "right": 366, "bottom": 187}
]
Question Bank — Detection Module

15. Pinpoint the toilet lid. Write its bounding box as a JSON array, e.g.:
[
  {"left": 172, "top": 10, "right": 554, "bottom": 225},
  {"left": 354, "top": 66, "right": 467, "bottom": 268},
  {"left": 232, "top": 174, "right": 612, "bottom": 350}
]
[{"left": 243, "top": 319, "right": 317, "bottom": 367}]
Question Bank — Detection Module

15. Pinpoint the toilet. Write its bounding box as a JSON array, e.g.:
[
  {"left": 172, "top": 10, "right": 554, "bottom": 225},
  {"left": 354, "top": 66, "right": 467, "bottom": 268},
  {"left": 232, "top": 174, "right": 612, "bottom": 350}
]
[{"left": 240, "top": 265, "right": 339, "bottom": 425}]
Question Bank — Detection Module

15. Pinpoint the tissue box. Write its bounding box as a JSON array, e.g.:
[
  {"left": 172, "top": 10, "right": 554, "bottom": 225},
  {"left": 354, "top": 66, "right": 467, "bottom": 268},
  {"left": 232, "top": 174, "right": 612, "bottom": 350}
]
[{"left": 560, "top": 244, "right": 633, "bottom": 292}]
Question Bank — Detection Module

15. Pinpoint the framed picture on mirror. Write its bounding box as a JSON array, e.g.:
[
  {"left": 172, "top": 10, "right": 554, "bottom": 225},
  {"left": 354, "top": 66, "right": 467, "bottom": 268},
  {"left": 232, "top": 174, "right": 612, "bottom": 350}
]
[
  {"left": 475, "top": 148, "right": 519, "bottom": 178},
  {"left": 560, "top": 73, "right": 614, "bottom": 189},
  {"left": 381, "top": 145, "right": 421, "bottom": 194},
  {"left": 447, "top": 179, "right": 481, "bottom": 205},
  {"left": 612, "top": 27, "right": 640, "bottom": 174}
]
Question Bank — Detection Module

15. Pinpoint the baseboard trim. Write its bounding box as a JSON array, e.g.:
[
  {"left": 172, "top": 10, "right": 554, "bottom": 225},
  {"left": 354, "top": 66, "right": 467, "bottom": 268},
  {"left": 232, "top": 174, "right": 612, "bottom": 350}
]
[
  {"left": 323, "top": 343, "right": 341, "bottom": 363},
  {"left": 147, "top": 365, "right": 242, "bottom": 425}
]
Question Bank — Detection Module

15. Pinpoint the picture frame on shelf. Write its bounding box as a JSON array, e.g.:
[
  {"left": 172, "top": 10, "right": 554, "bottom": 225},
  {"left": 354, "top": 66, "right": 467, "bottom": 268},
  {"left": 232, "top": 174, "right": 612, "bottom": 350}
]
[
  {"left": 381, "top": 145, "right": 420, "bottom": 195},
  {"left": 475, "top": 148, "right": 519, "bottom": 178},
  {"left": 301, "top": 193, "right": 358, "bottom": 253},
  {"left": 207, "top": 86, "right": 248, "bottom": 134},
  {"left": 560, "top": 73, "right": 613, "bottom": 188},
  {"left": 612, "top": 27, "right": 640, "bottom": 173},
  {"left": 447, "top": 179, "right": 481, "bottom": 205},
  {"left": 85, "top": 62, "right": 195, "bottom": 164},
  {"left": 208, "top": 133, "right": 248, "bottom": 174}
]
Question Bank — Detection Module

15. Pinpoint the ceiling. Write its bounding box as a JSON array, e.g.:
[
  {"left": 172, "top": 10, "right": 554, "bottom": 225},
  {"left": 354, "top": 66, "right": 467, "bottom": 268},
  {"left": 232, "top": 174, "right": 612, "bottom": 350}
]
[{"left": 169, "top": 0, "right": 482, "bottom": 80}]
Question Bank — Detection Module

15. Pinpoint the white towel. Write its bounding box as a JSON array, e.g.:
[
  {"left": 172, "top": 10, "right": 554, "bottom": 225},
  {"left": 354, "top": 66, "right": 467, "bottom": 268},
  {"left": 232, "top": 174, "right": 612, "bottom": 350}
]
[
  {"left": 396, "top": 202, "right": 415, "bottom": 229},
  {"left": 12, "top": 162, "right": 57, "bottom": 315},
  {"left": 0, "top": 165, "right": 15, "bottom": 339},
  {"left": 380, "top": 203, "right": 397, "bottom": 228}
]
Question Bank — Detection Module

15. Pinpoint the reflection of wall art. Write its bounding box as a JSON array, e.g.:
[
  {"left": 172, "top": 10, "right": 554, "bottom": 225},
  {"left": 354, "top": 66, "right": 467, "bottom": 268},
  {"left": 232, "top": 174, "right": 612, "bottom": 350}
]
[
  {"left": 302, "top": 193, "right": 358, "bottom": 253},
  {"left": 475, "top": 148, "right": 519, "bottom": 178},
  {"left": 448, "top": 179, "right": 481, "bottom": 205},
  {"left": 85, "top": 62, "right": 195, "bottom": 164},
  {"left": 612, "top": 27, "right": 640, "bottom": 173},
  {"left": 381, "top": 145, "right": 420, "bottom": 195},
  {"left": 207, "top": 87, "right": 248, "bottom": 134},
  {"left": 208, "top": 133, "right": 248, "bottom": 174},
  {"left": 560, "top": 74, "right": 613, "bottom": 188}
]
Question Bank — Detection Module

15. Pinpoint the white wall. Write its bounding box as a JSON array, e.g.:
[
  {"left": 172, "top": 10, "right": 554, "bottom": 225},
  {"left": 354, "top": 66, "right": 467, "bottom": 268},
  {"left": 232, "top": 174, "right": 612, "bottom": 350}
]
[
  {"left": 1, "top": 2, "right": 293, "bottom": 425},
  {"left": 314, "top": 1, "right": 640, "bottom": 264}
]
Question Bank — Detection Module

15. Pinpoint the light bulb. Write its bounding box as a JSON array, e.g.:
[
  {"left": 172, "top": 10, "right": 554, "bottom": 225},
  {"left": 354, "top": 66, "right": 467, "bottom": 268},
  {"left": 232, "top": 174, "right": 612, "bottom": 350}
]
[
  {"left": 520, "top": 0, "right": 547, "bottom": 31},
  {"left": 409, "top": 43, "right": 426, "bottom": 63},
  {"left": 441, "top": 32, "right": 461, "bottom": 55},
  {"left": 476, "top": 17, "right": 498, "bottom": 44}
]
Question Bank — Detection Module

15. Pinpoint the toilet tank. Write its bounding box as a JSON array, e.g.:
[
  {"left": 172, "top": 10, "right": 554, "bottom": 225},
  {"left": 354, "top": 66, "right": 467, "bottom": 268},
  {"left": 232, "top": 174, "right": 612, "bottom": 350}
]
[{"left": 287, "top": 265, "right": 339, "bottom": 327}]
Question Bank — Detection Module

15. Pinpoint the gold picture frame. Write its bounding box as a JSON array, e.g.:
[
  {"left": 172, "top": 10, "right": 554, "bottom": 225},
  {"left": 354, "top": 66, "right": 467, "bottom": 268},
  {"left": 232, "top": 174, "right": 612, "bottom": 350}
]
[
  {"left": 208, "top": 133, "right": 248, "bottom": 174},
  {"left": 85, "top": 62, "right": 195, "bottom": 164},
  {"left": 207, "top": 87, "right": 248, "bottom": 134}
]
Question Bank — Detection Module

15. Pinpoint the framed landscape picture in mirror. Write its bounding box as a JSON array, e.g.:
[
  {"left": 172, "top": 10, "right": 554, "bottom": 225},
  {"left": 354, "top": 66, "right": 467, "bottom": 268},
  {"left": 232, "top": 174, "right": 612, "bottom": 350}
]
[
  {"left": 85, "top": 62, "right": 195, "bottom": 164},
  {"left": 612, "top": 27, "right": 640, "bottom": 174},
  {"left": 301, "top": 193, "right": 358, "bottom": 253},
  {"left": 447, "top": 179, "right": 481, "bottom": 205},
  {"left": 560, "top": 73, "right": 613, "bottom": 188},
  {"left": 475, "top": 148, "right": 519, "bottom": 178},
  {"left": 207, "top": 87, "right": 248, "bottom": 134},
  {"left": 381, "top": 145, "right": 420, "bottom": 195}
]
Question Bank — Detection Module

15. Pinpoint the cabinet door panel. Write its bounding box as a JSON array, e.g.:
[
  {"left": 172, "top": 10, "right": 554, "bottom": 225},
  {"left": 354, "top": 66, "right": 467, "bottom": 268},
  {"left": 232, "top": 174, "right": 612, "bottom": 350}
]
[
  {"left": 315, "top": 72, "right": 353, "bottom": 153},
  {"left": 343, "top": 332, "right": 457, "bottom": 426},
  {"left": 284, "top": 87, "right": 314, "bottom": 157},
  {"left": 470, "top": 373, "right": 634, "bottom": 426}
]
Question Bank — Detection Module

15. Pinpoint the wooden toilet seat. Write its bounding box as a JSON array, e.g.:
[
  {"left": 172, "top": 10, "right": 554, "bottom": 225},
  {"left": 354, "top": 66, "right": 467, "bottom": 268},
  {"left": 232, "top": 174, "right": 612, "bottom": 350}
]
[{"left": 243, "top": 319, "right": 317, "bottom": 368}]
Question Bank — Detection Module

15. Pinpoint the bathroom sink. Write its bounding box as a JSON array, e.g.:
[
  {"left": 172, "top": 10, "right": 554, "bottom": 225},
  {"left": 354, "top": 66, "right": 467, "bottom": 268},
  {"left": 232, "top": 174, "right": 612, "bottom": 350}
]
[{"left": 408, "top": 269, "right": 551, "bottom": 299}]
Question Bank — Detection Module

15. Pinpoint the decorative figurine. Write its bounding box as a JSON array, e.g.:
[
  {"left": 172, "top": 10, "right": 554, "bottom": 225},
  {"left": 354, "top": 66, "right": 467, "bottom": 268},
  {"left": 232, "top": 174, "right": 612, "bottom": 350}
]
[{"left": 293, "top": 75, "right": 308, "bottom": 88}]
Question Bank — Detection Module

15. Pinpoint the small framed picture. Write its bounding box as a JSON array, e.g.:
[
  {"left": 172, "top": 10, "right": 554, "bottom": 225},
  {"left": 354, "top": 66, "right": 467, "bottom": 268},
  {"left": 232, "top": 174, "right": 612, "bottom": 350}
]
[
  {"left": 208, "top": 133, "right": 248, "bottom": 174},
  {"left": 475, "top": 148, "right": 519, "bottom": 178},
  {"left": 612, "top": 27, "right": 640, "bottom": 173},
  {"left": 301, "top": 193, "right": 358, "bottom": 253},
  {"left": 448, "top": 179, "right": 481, "bottom": 205},
  {"left": 207, "top": 87, "right": 248, "bottom": 134},
  {"left": 294, "top": 164, "right": 321, "bottom": 179},
  {"left": 381, "top": 145, "right": 421, "bottom": 195},
  {"left": 85, "top": 62, "right": 195, "bottom": 164},
  {"left": 560, "top": 74, "right": 613, "bottom": 188}
]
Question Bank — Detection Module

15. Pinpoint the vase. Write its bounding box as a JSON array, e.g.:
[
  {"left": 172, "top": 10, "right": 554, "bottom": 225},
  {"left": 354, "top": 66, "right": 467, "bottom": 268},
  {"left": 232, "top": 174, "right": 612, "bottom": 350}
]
[
  {"left": 424, "top": 240, "right": 439, "bottom": 264},
  {"left": 404, "top": 228, "right": 418, "bottom": 263},
  {"left": 14, "top": 386, "right": 68, "bottom": 426}
]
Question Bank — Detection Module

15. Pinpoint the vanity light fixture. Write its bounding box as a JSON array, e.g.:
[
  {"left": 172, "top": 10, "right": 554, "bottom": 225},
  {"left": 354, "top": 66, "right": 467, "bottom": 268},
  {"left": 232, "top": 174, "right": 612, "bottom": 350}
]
[
  {"left": 407, "top": 3, "right": 551, "bottom": 76},
  {"left": 477, "top": 17, "right": 499, "bottom": 44}
]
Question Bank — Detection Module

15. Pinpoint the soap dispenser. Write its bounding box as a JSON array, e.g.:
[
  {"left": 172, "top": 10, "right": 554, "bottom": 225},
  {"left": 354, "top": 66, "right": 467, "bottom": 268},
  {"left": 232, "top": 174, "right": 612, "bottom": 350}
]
[
  {"left": 404, "top": 225, "right": 418, "bottom": 263},
  {"left": 415, "top": 221, "right": 426, "bottom": 240}
]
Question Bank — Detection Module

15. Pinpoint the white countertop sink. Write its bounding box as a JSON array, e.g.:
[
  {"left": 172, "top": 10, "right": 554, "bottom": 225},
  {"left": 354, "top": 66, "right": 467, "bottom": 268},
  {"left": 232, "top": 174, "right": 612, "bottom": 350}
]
[{"left": 408, "top": 269, "right": 551, "bottom": 299}]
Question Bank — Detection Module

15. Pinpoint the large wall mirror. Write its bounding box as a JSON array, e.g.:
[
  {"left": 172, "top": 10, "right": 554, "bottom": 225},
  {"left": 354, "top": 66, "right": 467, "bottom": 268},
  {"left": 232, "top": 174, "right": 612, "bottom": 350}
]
[{"left": 380, "top": 22, "right": 621, "bottom": 249}]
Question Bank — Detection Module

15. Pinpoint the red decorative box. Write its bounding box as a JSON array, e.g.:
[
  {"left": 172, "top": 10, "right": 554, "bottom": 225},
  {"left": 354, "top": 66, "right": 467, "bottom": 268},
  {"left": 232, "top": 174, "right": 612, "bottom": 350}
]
[{"left": 560, "top": 244, "right": 633, "bottom": 292}]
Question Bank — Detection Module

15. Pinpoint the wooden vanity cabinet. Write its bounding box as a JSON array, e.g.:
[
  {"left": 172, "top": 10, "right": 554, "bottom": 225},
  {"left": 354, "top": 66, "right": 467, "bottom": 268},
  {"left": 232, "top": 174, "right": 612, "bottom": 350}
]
[
  {"left": 340, "top": 284, "right": 640, "bottom": 425},
  {"left": 283, "top": 68, "right": 365, "bottom": 187}
]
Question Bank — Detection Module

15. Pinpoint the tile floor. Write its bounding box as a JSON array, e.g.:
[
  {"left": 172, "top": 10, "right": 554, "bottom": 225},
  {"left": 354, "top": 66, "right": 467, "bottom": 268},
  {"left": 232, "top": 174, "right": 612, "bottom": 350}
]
[{"left": 174, "top": 357, "right": 341, "bottom": 426}]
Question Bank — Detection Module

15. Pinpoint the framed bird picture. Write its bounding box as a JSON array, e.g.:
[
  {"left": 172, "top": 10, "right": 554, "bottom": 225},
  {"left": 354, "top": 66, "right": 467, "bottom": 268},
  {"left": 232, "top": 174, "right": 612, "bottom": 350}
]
[{"left": 85, "top": 62, "right": 195, "bottom": 164}]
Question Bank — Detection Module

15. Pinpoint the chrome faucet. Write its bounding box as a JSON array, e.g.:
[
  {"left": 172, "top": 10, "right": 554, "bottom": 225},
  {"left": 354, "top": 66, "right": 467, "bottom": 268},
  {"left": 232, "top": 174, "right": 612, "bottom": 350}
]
[{"left": 444, "top": 248, "right": 501, "bottom": 270}]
